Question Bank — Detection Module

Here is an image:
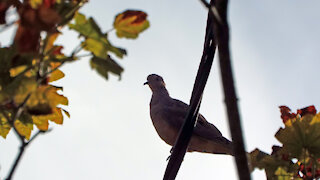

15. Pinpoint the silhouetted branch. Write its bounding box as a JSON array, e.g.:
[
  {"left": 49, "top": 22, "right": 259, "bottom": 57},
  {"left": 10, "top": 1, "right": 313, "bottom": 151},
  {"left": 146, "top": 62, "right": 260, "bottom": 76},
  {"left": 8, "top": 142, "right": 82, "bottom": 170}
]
[
  {"left": 211, "top": 0, "right": 251, "bottom": 179},
  {"left": 163, "top": 0, "right": 217, "bottom": 179}
]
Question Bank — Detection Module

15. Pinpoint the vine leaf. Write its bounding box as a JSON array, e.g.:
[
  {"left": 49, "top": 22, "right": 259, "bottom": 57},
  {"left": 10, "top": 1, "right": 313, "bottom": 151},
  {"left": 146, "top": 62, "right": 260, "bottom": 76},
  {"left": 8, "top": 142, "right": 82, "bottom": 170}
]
[
  {"left": 69, "top": 12, "right": 127, "bottom": 59},
  {"left": 276, "top": 110, "right": 320, "bottom": 158},
  {"left": 249, "top": 148, "right": 295, "bottom": 179},
  {"left": 0, "top": 114, "right": 11, "bottom": 138},
  {"left": 32, "top": 107, "right": 64, "bottom": 131},
  {"left": 90, "top": 56, "right": 123, "bottom": 80},
  {"left": 15, "top": 112, "right": 34, "bottom": 140},
  {"left": 113, "top": 10, "right": 150, "bottom": 39},
  {"left": 251, "top": 106, "right": 320, "bottom": 179}
]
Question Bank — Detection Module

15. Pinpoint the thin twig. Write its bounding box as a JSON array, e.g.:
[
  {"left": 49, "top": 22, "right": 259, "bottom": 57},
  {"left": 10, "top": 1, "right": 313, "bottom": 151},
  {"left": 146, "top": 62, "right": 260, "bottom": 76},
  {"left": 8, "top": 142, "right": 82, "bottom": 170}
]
[
  {"left": 71, "top": 43, "right": 85, "bottom": 57},
  {"left": 5, "top": 129, "right": 52, "bottom": 180},
  {"left": 37, "top": 56, "right": 75, "bottom": 84},
  {"left": 6, "top": 144, "right": 25, "bottom": 180},
  {"left": 27, "top": 129, "right": 52, "bottom": 145},
  {"left": 7, "top": 94, "right": 32, "bottom": 142},
  {"left": 75, "top": 53, "right": 91, "bottom": 58}
]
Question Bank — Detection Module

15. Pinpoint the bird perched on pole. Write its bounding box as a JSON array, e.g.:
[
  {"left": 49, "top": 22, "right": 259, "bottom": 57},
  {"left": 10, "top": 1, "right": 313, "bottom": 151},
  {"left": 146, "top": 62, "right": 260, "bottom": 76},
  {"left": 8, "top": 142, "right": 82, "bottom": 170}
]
[{"left": 144, "top": 74, "right": 234, "bottom": 155}]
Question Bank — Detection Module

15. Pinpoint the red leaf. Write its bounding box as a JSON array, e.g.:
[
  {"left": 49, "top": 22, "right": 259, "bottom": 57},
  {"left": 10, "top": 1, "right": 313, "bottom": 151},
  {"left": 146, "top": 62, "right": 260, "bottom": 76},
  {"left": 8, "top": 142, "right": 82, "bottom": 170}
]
[
  {"left": 279, "top": 106, "right": 296, "bottom": 124},
  {"left": 121, "top": 10, "right": 147, "bottom": 24},
  {"left": 14, "top": 25, "right": 40, "bottom": 53},
  {"left": 297, "top": 105, "right": 317, "bottom": 117},
  {"left": 52, "top": 46, "right": 63, "bottom": 55},
  {"left": 19, "top": 4, "right": 60, "bottom": 31},
  {"left": 44, "top": 0, "right": 56, "bottom": 8}
]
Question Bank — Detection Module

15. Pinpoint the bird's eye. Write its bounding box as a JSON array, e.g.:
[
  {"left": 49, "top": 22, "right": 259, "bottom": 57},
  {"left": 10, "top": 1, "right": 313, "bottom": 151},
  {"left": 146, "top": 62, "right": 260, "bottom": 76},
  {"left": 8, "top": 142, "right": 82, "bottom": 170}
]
[{"left": 156, "top": 77, "right": 160, "bottom": 81}]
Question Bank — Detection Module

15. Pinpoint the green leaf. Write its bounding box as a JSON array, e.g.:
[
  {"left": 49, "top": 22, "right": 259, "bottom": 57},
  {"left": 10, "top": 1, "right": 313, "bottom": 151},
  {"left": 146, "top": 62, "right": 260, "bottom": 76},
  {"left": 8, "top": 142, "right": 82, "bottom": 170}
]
[
  {"left": 249, "top": 148, "right": 296, "bottom": 179},
  {"left": 69, "top": 12, "right": 127, "bottom": 58},
  {"left": 113, "top": 10, "right": 150, "bottom": 39},
  {"left": 275, "top": 113, "right": 320, "bottom": 159},
  {"left": 90, "top": 56, "right": 124, "bottom": 80},
  {"left": 69, "top": 12, "right": 104, "bottom": 40},
  {"left": 0, "top": 47, "right": 16, "bottom": 86}
]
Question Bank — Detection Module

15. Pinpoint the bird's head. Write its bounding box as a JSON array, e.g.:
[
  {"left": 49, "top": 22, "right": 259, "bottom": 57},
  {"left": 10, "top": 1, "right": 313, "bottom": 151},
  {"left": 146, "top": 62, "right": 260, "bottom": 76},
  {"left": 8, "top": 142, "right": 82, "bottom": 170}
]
[{"left": 144, "top": 74, "right": 166, "bottom": 92}]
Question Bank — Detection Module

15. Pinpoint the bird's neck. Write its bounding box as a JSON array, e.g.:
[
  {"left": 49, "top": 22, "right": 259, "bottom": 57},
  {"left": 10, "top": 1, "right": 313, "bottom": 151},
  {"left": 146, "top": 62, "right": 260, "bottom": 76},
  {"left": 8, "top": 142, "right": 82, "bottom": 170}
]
[{"left": 151, "top": 87, "right": 170, "bottom": 104}]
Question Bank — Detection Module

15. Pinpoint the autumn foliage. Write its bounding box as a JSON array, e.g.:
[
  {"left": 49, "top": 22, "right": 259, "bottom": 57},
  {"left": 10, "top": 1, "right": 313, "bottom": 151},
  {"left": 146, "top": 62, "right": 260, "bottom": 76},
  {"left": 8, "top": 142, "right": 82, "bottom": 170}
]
[
  {"left": 1, "top": 0, "right": 149, "bottom": 179},
  {"left": 250, "top": 105, "right": 320, "bottom": 179},
  {"left": 0, "top": 0, "right": 149, "bottom": 141}
]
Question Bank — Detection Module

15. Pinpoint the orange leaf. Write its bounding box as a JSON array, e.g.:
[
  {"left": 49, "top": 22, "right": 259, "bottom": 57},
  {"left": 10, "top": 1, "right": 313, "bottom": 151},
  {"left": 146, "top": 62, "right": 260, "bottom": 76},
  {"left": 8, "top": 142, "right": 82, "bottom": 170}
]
[{"left": 48, "top": 69, "right": 65, "bottom": 82}]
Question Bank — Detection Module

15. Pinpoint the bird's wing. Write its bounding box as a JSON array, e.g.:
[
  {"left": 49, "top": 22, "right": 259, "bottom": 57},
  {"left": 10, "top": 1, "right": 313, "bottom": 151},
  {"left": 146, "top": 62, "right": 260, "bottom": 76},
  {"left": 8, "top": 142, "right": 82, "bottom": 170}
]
[{"left": 169, "top": 99, "right": 224, "bottom": 139}]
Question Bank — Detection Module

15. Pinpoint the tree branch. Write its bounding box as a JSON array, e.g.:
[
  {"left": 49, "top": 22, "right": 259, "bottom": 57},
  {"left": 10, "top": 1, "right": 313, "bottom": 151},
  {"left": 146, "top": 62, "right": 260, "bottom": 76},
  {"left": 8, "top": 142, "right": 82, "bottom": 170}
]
[
  {"left": 5, "top": 129, "right": 52, "bottom": 180},
  {"left": 163, "top": 0, "right": 217, "bottom": 179},
  {"left": 211, "top": 0, "right": 251, "bottom": 179},
  {"left": 0, "top": 94, "right": 51, "bottom": 180}
]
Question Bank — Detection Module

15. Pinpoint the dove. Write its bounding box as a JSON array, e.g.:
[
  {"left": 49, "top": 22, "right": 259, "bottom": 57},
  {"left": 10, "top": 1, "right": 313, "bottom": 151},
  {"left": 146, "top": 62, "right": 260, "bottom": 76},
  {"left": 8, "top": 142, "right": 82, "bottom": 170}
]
[{"left": 144, "top": 74, "right": 234, "bottom": 155}]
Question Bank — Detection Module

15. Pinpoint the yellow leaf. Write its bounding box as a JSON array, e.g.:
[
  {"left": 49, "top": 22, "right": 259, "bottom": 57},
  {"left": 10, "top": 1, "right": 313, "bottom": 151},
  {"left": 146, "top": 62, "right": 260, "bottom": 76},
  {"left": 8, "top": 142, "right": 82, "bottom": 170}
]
[
  {"left": 32, "top": 115, "right": 49, "bottom": 131},
  {"left": 62, "top": 108, "right": 70, "bottom": 118},
  {"left": 49, "top": 107, "right": 63, "bottom": 124},
  {"left": 14, "top": 78, "right": 38, "bottom": 105},
  {"left": 10, "top": 66, "right": 34, "bottom": 78},
  {"left": 311, "top": 112, "right": 320, "bottom": 125},
  {"left": 29, "top": 0, "right": 43, "bottom": 9},
  {"left": 14, "top": 119, "right": 33, "bottom": 140},
  {"left": 82, "top": 38, "right": 108, "bottom": 59},
  {"left": 274, "top": 167, "right": 295, "bottom": 180},
  {"left": 113, "top": 10, "right": 150, "bottom": 39},
  {"left": 26, "top": 85, "right": 68, "bottom": 115},
  {"left": 10, "top": 66, "right": 27, "bottom": 77},
  {"left": 32, "top": 107, "right": 64, "bottom": 130},
  {"left": 45, "top": 33, "right": 60, "bottom": 54},
  {"left": 48, "top": 69, "right": 65, "bottom": 82},
  {"left": 0, "top": 115, "right": 11, "bottom": 139}
]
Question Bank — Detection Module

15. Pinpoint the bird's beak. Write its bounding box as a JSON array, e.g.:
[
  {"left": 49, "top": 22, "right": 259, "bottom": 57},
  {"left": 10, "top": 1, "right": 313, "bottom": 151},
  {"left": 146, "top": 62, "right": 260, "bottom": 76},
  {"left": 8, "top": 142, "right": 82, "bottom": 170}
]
[{"left": 143, "top": 81, "right": 148, "bottom": 85}]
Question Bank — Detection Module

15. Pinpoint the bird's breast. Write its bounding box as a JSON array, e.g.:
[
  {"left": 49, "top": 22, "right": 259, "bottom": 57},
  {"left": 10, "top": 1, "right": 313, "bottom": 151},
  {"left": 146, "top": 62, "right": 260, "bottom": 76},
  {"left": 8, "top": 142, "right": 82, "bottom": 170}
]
[{"left": 150, "top": 107, "right": 177, "bottom": 146}]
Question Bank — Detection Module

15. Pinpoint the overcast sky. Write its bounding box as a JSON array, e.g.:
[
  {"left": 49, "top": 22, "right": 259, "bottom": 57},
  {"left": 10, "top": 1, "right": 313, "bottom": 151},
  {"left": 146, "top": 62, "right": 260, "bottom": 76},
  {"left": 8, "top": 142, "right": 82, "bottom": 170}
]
[{"left": 1, "top": 0, "right": 320, "bottom": 179}]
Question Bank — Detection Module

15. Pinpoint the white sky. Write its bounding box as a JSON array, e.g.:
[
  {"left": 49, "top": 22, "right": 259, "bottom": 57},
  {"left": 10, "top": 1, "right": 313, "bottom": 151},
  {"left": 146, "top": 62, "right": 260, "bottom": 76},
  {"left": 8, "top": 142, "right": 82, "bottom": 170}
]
[{"left": 1, "top": 0, "right": 320, "bottom": 179}]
